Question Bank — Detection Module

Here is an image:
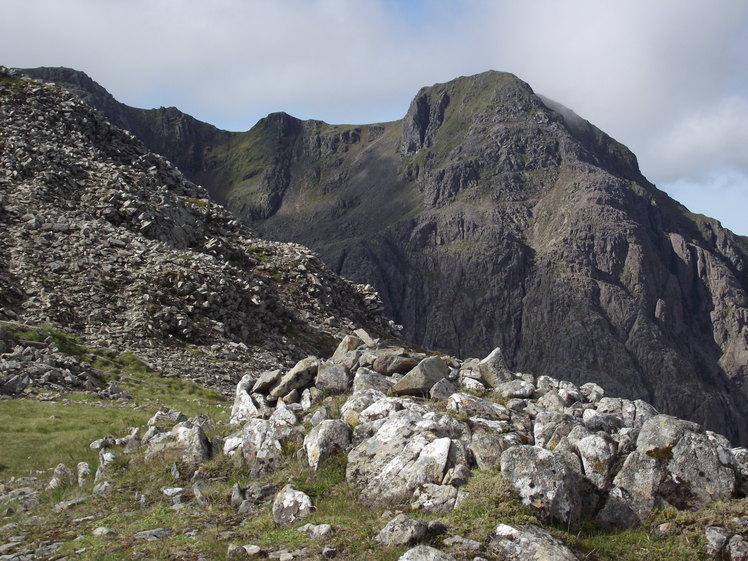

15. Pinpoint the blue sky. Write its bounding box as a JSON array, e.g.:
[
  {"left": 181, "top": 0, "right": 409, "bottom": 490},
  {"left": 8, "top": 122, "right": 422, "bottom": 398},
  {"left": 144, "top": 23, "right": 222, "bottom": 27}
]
[{"left": 2, "top": 0, "right": 747, "bottom": 235}]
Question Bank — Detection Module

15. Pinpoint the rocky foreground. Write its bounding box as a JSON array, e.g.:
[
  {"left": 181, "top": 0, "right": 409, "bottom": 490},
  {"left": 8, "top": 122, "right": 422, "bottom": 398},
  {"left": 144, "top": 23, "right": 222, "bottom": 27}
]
[{"left": 2, "top": 332, "right": 748, "bottom": 560}]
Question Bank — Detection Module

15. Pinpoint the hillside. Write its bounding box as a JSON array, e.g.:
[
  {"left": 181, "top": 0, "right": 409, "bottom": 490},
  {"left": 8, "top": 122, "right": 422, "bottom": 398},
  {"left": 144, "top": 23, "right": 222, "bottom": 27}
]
[{"left": 21, "top": 67, "right": 748, "bottom": 445}]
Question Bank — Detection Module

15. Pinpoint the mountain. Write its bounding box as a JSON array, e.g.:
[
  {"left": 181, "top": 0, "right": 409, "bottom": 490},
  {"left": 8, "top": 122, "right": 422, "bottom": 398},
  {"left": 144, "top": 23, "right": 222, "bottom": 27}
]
[
  {"left": 3, "top": 67, "right": 748, "bottom": 561},
  {"left": 20, "top": 67, "right": 748, "bottom": 445}
]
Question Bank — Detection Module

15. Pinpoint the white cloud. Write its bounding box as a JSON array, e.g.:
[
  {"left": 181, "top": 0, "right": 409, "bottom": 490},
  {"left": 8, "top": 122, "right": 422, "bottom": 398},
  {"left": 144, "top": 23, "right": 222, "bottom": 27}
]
[
  {"left": 651, "top": 96, "right": 748, "bottom": 180},
  {"left": 1, "top": 0, "right": 747, "bottom": 233}
]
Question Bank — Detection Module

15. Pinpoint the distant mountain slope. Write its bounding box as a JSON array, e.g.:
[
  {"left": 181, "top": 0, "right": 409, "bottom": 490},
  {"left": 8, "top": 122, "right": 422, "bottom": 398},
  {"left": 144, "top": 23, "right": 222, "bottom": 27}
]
[
  {"left": 1, "top": 67, "right": 395, "bottom": 395},
  {"left": 22, "top": 67, "right": 748, "bottom": 444}
]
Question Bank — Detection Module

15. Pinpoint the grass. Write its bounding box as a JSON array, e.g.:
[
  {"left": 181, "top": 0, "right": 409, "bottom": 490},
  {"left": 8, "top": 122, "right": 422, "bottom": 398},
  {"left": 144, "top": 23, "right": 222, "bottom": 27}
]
[
  {"left": 0, "top": 399, "right": 148, "bottom": 476},
  {"left": 0, "top": 322, "right": 227, "bottom": 477}
]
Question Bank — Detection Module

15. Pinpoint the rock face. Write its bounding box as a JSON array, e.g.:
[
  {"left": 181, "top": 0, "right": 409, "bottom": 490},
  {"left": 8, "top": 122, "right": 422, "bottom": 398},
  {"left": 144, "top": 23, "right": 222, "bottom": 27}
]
[{"left": 25, "top": 66, "right": 748, "bottom": 444}]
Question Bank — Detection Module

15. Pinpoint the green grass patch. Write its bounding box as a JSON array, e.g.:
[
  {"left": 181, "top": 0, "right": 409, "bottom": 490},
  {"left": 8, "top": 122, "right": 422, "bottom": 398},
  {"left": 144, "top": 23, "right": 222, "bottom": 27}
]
[{"left": 0, "top": 399, "right": 148, "bottom": 476}]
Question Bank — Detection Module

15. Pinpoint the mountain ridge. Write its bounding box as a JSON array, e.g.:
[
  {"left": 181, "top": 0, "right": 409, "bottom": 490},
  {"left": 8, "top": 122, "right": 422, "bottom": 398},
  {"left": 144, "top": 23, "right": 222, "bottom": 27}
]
[{"left": 18, "top": 66, "right": 748, "bottom": 445}]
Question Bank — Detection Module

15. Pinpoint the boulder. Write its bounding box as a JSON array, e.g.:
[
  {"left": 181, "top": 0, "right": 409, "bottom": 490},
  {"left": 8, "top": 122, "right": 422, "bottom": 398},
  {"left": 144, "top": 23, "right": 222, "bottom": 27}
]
[
  {"left": 470, "top": 429, "right": 522, "bottom": 470},
  {"left": 494, "top": 379, "right": 535, "bottom": 400},
  {"left": 372, "top": 351, "right": 419, "bottom": 376},
  {"left": 500, "top": 445, "right": 584, "bottom": 524},
  {"left": 331, "top": 334, "right": 363, "bottom": 363},
  {"left": 489, "top": 524, "right": 579, "bottom": 561},
  {"left": 576, "top": 433, "right": 617, "bottom": 490},
  {"left": 346, "top": 409, "right": 463, "bottom": 505},
  {"left": 145, "top": 421, "right": 210, "bottom": 473},
  {"left": 229, "top": 374, "right": 259, "bottom": 425},
  {"left": 375, "top": 513, "right": 428, "bottom": 546},
  {"left": 47, "top": 463, "right": 75, "bottom": 490},
  {"left": 393, "top": 356, "right": 449, "bottom": 396},
  {"left": 269, "top": 357, "right": 318, "bottom": 398},
  {"left": 430, "top": 378, "right": 458, "bottom": 400},
  {"left": 637, "top": 415, "right": 737, "bottom": 509},
  {"left": 251, "top": 369, "right": 282, "bottom": 393},
  {"left": 340, "top": 389, "right": 387, "bottom": 425},
  {"left": 304, "top": 419, "right": 350, "bottom": 470},
  {"left": 705, "top": 526, "right": 730, "bottom": 559},
  {"left": 315, "top": 361, "right": 350, "bottom": 394},
  {"left": 398, "top": 546, "right": 455, "bottom": 561},
  {"left": 410, "top": 483, "right": 460, "bottom": 514},
  {"left": 596, "top": 451, "right": 662, "bottom": 529},
  {"left": 272, "top": 485, "right": 314, "bottom": 527},
  {"left": 446, "top": 393, "right": 509, "bottom": 421},
  {"left": 478, "top": 347, "right": 513, "bottom": 388},
  {"left": 353, "top": 367, "right": 393, "bottom": 394},
  {"left": 147, "top": 408, "right": 187, "bottom": 427},
  {"left": 241, "top": 419, "right": 285, "bottom": 477}
]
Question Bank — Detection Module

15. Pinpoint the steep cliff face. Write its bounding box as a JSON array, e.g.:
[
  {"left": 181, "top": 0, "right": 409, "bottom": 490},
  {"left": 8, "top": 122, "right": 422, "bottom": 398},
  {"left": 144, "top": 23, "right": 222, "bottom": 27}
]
[{"left": 23, "top": 67, "right": 748, "bottom": 444}]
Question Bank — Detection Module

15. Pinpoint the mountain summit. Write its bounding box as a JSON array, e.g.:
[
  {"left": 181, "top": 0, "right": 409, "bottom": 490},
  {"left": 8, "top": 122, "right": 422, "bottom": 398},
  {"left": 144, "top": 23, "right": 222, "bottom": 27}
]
[{"left": 22, "top": 67, "right": 748, "bottom": 444}]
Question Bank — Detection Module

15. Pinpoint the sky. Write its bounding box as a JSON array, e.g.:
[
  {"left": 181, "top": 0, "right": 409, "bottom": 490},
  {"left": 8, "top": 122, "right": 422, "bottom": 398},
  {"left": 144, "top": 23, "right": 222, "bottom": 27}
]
[{"left": 2, "top": 0, "right": 747, "bottom": 235}]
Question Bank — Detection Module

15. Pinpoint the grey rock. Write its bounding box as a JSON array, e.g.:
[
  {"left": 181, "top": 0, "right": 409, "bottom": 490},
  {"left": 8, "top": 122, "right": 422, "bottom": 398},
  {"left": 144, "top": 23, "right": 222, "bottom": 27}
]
[
  {"left": 271, "top": 485, "right": 314, "bottom": 527},
  {"left": 298, "top": 523, "right": 334, "bottom": 538},
  {"left": 346, "top": 409, "right": 461, "bottom": 505},
  {"left": 410, "top": 483, "right": 459, "bottom": 514},
  {"left": 705, "top": 526, "right": 730, "bottom": 559},
  {"left": 315, "top": 362, "right": 350, "bottom": 394},
  {"left": 230, "top": 374, "right": 259, "bottom": 425},
  {"left": 446, "top": 392, "right": 509, "bottom": 421},
  {"left": 637, "top": 415, "right": 737, "bottom": 509},
  {"left": 92, "top": 526, "right": 117, "bottom": 536},
  {"left": 134, "top": 527, "right": 171, "bottom": 540},
  {"left": 46, "top": 463, "right": 75, "bottom": 490},
  {"left": 397, "top": 546, "right": 455, "bottom": 561},
  {"left": 375, "top": 514, "right": 428, "bottom": 546},
  {"left": 429, "top": 377, "right": 458, "bottom": 400},
  {"left": 331, "top": 335, "right": 363, "bottom": 363},
  {"left": 252, "top": 369, "right": 283, "bottom": 394},
  {"left": 727, "top": 535, "right": 748, "bottom": 561},
  {"left": 353, "top": 367, "right": 393, "bottom": 394},
  {"left": 147, "top": 408, "right": 187, "bottom": 427},
  {"left": 392, "top": 356, "right": 449, "bottom": 396},
  {"left": 489, "top": 524, "right": 579, "bottom": 561},
  {"left": 494, "top": 379, "right": 535, "bottom": 400},
  {"left": 304, "top": 419, "right": 350, "bottom": 470},
  {"left": 478, "top": 347, "right": 513, "bottom": 388},
  {"left": 500, "top": 445, "right": 584, "bottom": 524},
  {"left": 269, "top": 357, "right": 318, "bottom": 398},
  {"left": 596, "top": 451, "right": 661, "bottom": 529}
]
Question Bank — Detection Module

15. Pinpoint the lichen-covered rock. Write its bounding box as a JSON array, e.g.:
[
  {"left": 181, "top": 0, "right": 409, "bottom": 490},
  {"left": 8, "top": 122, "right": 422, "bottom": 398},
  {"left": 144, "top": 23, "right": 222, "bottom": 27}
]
[
  {"left": 489, "top": 524, "right": 579, "bottom": 561},
  {"left": 346, "top": 409, "right": 464, "bottom": 506},
  {"left": 446, "top": 393, "right": 510, "bottom": 421},
  {"left": 637, "top": 415, "right": 737, "bottom": 509},
  {"left": 269, "top": 357, "right": 318, "bottom": 398},
  {"left": 145, "top": 421, "right": 210, "bottom": 472},
  {"left": 315, "top": 361, "right": 350, "bottom": 394},
  {"left": 397, "top": 545, "right": 455, "bottom": 561},
  {"left": 374, "top": 513, "right": 428, "bottom": 546},
  {"left": 410, "top": 483, "right": 460, "bottom": 514},
  {"left": 303, "top": 419, "right": 350, "bottom": 470},
  {"left": 229, "top": 374, "right": 259, "bottom": 425},
  {"left": 596, "top": 451, "right": 662, "bottom": 529},
  {"left": 478, "top": 347, "right": 513, "bottom": 388},
  {"left": 271, "top": 485, "right": 313, "bottom": 527},
  {"left": 353, "top": 367, "right": 393, "bottom": 394},
  {"left": 500, "top": 445, "right": 584, "bottom": 524}
]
